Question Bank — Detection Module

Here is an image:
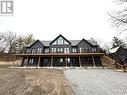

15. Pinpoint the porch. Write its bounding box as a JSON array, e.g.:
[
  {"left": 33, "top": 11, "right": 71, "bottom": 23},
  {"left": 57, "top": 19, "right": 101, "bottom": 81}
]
[{"left": 13, "top": 53, "right": 105, "bottom": 67}]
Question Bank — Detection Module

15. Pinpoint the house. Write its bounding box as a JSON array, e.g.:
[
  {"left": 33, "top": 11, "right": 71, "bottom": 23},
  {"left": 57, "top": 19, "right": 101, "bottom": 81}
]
[
  {"left": 13, "top": 34, "right": 105, "bottom": 67},
  {"left": 108, "top": 46, "right": 127, "bottom": 66}
]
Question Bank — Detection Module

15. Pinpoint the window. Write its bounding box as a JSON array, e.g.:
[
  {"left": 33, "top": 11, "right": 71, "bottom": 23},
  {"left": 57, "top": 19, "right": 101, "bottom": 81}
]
[
  {"left": 52, "top": 48, "right": 54, "bottom": 52},
  {"left": 27, "top": 49, "right": 31, "bottom": 53},
  {"left": 51, "top": 48, "right": 56, "bottom": 53},
  {"left": 29, "top": 59, "right": 34, "bottom": 64},
  {"left": 72, "top": 48, "right": 77, "bottom": 52},
  {"left": 67, "top": 58, "right": 70, "bottom": 63},
  {"left": 60, "top": 48, "right": 63, "bottom": 52},
  {"left": 60, "top": 58, "right": 63, "bottom": 63},
  {"left": 54, "top": 48, "right": 56, "bottom": 52},
  {"left": 37, "top": 48, "right": 42, "bottom": 53},
  {"left": 79, "top": 48, "right": 83, "bottom": 53},
  {"left": 58, "top": 37, "right": 64, "bottom": 44},
  {"left": 67, "top": 48, "right": 69, "bottom": 53},
  {"left": 92, "top": 48, "right": 97, "bottom": 52},
  {"left": 32, "top": 49, "right": 36, "bottom": 54},
  {"left": 64, "top": 48, "right": 67, "bottom": 53},
  {"left": 58, "top": 48, "right": 60, "bottom": 52}
]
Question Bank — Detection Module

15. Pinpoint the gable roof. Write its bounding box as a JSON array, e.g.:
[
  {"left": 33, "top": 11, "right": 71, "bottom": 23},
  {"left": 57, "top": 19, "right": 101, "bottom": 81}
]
[
  {"left": 50, "top": 34, "right": 71, "bottom": 45},
  {"left": 77, "top": 38, "right": 98, "bottom": 46},
  {"left": 25, "top": 40, "right": 44, "bottom": 48},
  {"left": 26, "top": 40, "right": 39, "bottom": 47},
  {"left": 26, "top": 35, "right": 99, "bottom": 47}
]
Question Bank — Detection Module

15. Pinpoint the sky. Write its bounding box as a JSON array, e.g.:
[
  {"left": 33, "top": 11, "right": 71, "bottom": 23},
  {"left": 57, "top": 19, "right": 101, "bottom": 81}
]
[{"left": 0, "top": 0, "right": 125, "bottom": 46}]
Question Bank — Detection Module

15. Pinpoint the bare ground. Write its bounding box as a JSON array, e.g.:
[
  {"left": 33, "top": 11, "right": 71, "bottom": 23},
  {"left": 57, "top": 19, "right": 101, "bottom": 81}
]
[{"left": 0, "top": 66, "right": 74, "bottom": 95}]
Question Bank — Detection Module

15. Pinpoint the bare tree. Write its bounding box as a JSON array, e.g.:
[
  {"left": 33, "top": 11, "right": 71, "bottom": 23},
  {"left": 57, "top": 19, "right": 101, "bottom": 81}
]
[
  {"left": 109, "top": 0, "right": 127, "bottom": 33},
  {"left": 3, "top": 31, "right": 17, "bottom": 53},
  {"left": 0, "top": 32, "right": 6, "bottom": 53}
]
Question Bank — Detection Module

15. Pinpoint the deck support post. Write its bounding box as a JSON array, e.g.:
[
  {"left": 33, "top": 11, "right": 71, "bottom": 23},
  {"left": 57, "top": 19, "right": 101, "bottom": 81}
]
[
  {"left": 38, "top": 57, "right": 40, "bottom": 68},
  {"left": 65, "top": 57, "right": 67, "bottom": 67},
  {"left": 25, "top": 56, "right": 28, "bottom": 67},
  {"left": 51, "top": 56, "right": 53, "bottom": 67},
  {"left": 92, "top": 56, "right": 96, "bottom": 67},
  {"left": 79, "top": 56, "right": 81, "bottom": 67},
  {"left": 21, "top": 57, "right": 25, "bottom": 67},
  {"left": 12, "top": 56, "right": 16, "bottom": 67}
]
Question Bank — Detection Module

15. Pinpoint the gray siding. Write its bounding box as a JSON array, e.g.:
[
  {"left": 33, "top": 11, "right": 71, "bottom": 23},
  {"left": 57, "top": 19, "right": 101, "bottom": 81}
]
[
  {"left": 26, "top": 40, "right": 44, "bottom": 53},
  {"left": 77, "top": 39, "right": 92, "bottom": 52}
]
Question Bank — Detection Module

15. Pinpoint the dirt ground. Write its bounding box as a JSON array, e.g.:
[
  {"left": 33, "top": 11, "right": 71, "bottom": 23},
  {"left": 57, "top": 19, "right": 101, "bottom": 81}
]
[{"left": 0, "top": 65, "right": 74, "bottom": 95}]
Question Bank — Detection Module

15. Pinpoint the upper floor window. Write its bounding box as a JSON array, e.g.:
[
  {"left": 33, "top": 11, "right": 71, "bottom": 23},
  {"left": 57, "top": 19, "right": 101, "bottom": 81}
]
[
  {"left": 72, "top": 48, "right": 77, "bottom": 53},
  {"left": 32, "top": 49, "right": 36, "bottom": 54},
  {"left": 92, "top": 48, "right": 97, "bottom": 52},
  {"left": 64, "top": 48, "right": 67, "bottom": 53},
  {"left": 64, "top": 48, "right": 69, "bottom": 53},
  {"left": 27, "top": 49, "right": 31, "bottom": 53},
  {"left": 67, "top": 48, "right": 69, "bottom": 53},
  {"left": 51, "top": 48, "right": 56, "bottom": 53},
  {"left": 79, "top": 47, "right": 83, "bottom": 53},
  {"left": 60, "top": 48, "right": 63, "bottom": 52},
  {"left": 37, "top": 48, "right": 42, "bottom": 53}
]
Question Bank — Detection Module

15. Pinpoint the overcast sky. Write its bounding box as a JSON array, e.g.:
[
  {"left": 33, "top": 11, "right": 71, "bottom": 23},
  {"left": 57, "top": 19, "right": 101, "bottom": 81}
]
[{"left": 0, "top": 0, "right": 125, "bottom": 45}]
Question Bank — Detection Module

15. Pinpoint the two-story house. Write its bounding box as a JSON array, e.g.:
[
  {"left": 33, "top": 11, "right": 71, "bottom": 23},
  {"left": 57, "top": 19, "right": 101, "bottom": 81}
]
[{"left": 13, "top": 34, "right": 104, "bottom": 67}]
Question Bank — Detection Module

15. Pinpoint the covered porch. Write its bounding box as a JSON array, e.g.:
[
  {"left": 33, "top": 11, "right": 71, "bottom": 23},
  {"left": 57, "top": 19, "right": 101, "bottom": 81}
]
[{"left": 13, "top": 53, "right": 105, "bottom": 67}]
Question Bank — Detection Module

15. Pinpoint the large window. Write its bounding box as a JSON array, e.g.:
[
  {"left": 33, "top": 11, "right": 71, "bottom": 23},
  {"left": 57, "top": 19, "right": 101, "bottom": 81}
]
[
  {"left": 52, "top": 37, "right": 69, "bottom": 45},
  {"left": 58, "top": 37, "right": 63, "bottom": 44}
]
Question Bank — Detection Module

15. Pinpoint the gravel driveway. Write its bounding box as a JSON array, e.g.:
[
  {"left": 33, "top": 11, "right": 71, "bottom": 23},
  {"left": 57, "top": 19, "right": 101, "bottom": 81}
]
[{"left": 64, "top": 69, "right": 127, "bottom": 95}]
